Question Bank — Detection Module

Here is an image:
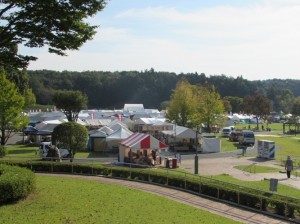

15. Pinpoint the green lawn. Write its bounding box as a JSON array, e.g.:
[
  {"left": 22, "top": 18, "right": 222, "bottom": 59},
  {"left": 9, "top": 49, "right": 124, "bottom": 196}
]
[
  {"left": 255, "top": 135, "right": 300, "bottom": 157},
  {"left": 234, "top": 165, "right": 281, "bottom": 173},
  {"left": 0, "top": 175, "right": 240, "bottom": 224},
  {"left": 212, "top": 174, "right": 300, "bottom": 198},
  {"left": 5, "top": 144, "right": 115, "bottom": 159}
]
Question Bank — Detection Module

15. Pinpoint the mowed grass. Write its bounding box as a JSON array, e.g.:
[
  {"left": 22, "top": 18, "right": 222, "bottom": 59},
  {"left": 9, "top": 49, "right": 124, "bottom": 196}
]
[
  {"left": 5, "top": 144, "right": 114, "bottom": 159},
  {"left": 212, "top": 174, "right": 300, "bottom": 197},
  {"left": 234, "top": 165, "right": 281, "bottom": 173},
  {"left": 0, "top": 176, "right": 240, "bottom": 224},
  {"left": 255, "top": 135, "right": 300, "bottom": 157}
]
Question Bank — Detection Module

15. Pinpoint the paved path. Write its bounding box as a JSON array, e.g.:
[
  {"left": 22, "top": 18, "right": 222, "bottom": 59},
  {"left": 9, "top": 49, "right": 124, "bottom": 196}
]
[
  {"left": 180, "top": 155, "right": 300, "bottom": 190},
  {"left": 37, "top": 173, "right": 289, "bottom": 224}
]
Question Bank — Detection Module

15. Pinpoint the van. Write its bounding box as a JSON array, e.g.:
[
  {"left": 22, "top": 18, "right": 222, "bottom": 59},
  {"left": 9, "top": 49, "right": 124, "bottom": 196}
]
[
  {"left": 221, "top": 127, "right": 232, "bottom": 137},
  {"left": 239, "top": 130, "right": 255, "bottom": 146}
]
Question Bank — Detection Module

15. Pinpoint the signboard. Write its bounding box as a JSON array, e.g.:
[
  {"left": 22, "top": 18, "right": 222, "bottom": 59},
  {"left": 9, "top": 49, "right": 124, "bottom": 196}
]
[{"left": 269, "top": 178, "right": 278, "bottom": 192}]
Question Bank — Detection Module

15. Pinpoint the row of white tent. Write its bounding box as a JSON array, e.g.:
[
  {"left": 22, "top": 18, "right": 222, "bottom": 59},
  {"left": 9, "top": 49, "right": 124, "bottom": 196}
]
[{"left": 26, "top": 111, "right": 220, "bottom": 153}]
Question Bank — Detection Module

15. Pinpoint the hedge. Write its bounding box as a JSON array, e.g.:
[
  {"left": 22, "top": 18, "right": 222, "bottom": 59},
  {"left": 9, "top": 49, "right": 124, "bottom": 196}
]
[
  {"left": 0, "top": 164, "right": 36, "bottom": 204},
  {"left": 1, "top": 160, "right": 300, "bottom": 221}
]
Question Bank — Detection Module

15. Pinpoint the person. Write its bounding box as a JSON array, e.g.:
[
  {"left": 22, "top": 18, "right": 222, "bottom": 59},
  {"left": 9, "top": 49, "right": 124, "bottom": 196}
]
[{"left": 285, "top": 156, "right": 294, "bottom": 178}]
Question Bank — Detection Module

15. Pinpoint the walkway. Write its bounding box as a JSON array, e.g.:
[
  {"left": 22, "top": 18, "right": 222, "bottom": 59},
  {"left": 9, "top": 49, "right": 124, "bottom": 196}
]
[{"left": 37, "top": 173, "right": 289, "bottom": 224}]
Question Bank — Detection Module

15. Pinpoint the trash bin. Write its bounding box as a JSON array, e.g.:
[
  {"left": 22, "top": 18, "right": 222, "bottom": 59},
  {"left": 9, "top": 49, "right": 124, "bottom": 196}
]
[
  {"left": 172, "top": 158, "right": 177, "bottom": 169},
  {"left": 165, "top": 158, "right": 170, "bottom": 168}
]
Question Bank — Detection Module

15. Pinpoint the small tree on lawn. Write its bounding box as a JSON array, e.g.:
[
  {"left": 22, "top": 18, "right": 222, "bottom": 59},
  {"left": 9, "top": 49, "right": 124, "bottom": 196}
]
[{"left": 52, "top": 122, "right": 88, "bottom": 160}]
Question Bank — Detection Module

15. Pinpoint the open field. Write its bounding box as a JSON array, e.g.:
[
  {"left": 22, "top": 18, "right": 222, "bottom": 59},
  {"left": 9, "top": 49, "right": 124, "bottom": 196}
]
[{"left": 0, "top": 175, "right": 239, "bottom": 224}]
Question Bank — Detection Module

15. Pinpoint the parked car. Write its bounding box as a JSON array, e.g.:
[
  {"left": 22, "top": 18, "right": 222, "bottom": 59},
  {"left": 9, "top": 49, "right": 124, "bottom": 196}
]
[
  {"left": 221, "top": 127, "right": 232, "bottom": 137},
  {"left": 229, "top": 131, "right": 241, "bottom": 142},
  {"left": 238, "top": 130, "right": 255, "bottom": 146}
]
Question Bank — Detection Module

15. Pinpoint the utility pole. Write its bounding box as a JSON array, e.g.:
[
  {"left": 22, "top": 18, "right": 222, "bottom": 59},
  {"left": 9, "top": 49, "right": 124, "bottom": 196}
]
[{"left": 194, "top": 126, "right": 199, "bottom": 175}]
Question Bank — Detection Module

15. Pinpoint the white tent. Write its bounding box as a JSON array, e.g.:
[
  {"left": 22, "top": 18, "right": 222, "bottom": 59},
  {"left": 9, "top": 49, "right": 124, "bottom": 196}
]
[
  {"left": 201, "top": 138, "right": 221, "bottom": 153},
  {"left": 106, "top": 127, "right": 133, "bottom": 150}
]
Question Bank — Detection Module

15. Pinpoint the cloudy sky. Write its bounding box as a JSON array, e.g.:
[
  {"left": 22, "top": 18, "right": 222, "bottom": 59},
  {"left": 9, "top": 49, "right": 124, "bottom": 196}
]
[{"left": 23, "top": 0, "right": 300, "bottom": 80}]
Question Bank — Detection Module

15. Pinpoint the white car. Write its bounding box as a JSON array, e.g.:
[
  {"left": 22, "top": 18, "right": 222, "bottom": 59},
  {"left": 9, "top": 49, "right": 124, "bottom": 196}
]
[{"left": 221, "top": 127, "right": 232, "bottom": 137}]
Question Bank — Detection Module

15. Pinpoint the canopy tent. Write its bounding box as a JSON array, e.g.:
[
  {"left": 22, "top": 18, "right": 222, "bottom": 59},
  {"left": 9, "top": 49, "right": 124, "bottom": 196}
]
[
  {"left": 106, "top": 128, "right": 133, "bottom": 141},
  {"left": 119, "top": 132, "right": 168, "bottom": 163},
  {"left": 106, "top": 127, "right": 133, "bottom": 150}
]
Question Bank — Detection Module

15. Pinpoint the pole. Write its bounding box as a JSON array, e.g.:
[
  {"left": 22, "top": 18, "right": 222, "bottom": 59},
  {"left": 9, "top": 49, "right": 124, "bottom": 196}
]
[{"left": 194, "top": 127, "right": 199, "bottom": 175}]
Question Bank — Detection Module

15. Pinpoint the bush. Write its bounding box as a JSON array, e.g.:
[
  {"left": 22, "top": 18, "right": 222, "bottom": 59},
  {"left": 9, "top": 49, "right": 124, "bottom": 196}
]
[
  {"left": 0, "top": 164, "right": 36, "bottom": 204},
  {"left": 0, "top": 146, "right": 7, "bottom": 157}
]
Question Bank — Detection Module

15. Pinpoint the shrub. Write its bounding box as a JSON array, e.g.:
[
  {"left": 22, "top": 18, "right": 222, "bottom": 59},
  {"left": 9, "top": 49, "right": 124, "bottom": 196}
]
[
  {"left": 0, "top": 164, "right": 36, "bottom": 204},
  {"left": 0, "top": 146, "right": 7, "bottom": 157}
]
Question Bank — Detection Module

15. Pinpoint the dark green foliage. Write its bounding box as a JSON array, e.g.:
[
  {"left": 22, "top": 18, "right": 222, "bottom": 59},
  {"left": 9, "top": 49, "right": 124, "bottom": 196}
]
[
  {"left": 28, "top": 70, "right": 300, "bottom": 111},
  {"left": 0, "top": 164, "right": 36, "bottom": 204},
  {"left": 0, "top": 146, "right": 8, "bottom": 157},
  {"left": 0, "top": 0, "right": 107, "bottom": 69},
  {"left": 52, "top": 122, "right": 88, "bottom": 156},
  {"left": 52, "top": 90, "right": 88, "bottom": 121}
]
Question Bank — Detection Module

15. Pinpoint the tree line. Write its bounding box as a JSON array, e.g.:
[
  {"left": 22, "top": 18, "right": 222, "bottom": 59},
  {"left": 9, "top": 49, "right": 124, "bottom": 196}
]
[{"left": 28, "top": 69, "right": 300, "bottom": 113}]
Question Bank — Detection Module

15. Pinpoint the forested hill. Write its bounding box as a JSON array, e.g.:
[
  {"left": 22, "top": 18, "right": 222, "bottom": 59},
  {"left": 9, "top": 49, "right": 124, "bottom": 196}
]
[{"left": 28, "top": 69, "right": 300, "bottom": 109}]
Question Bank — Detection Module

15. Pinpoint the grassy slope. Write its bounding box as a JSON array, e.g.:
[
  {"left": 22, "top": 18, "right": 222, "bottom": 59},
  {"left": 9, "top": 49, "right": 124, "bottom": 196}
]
[{"left": 0, "top": 176, "right": 239, "bottom": 224}]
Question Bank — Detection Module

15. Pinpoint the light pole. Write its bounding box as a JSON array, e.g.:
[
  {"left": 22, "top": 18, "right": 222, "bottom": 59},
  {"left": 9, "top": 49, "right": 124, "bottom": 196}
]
[{"left": 194, "top": 126, "right": 199, "bottom": 175}]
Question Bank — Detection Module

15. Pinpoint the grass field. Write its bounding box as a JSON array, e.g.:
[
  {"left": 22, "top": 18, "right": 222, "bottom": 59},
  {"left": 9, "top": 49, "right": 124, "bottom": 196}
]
[
  {"left": 234, "top": 165, "right": 281, "bottom": 174},
  {"left": 5, "top": 144, "right": 112, "bottom": 159},
  {"left": 212, "top": 174, "right": 300, "bottom": 197},
  {"left": 0, "top": 175, "right": 240, "bottom": 224}
]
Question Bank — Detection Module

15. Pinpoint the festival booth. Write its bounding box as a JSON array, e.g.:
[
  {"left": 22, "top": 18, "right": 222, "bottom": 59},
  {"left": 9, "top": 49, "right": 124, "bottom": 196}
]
[{"left": 119, "top": 133, "right": 169, "bottom": 165}]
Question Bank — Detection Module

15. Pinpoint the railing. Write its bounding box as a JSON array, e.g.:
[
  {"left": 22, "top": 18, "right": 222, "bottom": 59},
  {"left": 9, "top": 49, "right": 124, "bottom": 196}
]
[{"left": 1, "top": 156, "right": 300, "bottom": 223}]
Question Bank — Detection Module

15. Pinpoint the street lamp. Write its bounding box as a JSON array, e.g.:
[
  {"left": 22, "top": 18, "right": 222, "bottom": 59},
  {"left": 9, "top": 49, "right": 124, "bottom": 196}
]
[{"left": 194, "top": 126, "right": 200, "bottom": 175}]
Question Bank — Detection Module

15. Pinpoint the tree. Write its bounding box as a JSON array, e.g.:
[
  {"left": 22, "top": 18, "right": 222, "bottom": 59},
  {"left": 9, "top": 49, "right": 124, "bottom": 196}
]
[
  {"left": 52, "top": 122, "right": 88, "bottom": 158},
  {"left": 166, "top": 79, "right": 196, "bottom": 126},
  {"left": 223, "top": 96, "right": 243, "bottom": 113},
  {"left": 222, "top": 98, "right": 232, "bottom": 114},
  {"left": 52, "top": 90, "right": 88, "bottom": 122},
  {"left": 0, "top": 0, "right": 106, "bottom": 69},
  {"left": 0, "top": 69, "right": 28, "bottom": 145},
  {"left": 241, "top": 94, "right": 272, "bottom": 130},
  {"left": 292, "top": 97, "right": 300, "bottom": 116},
  {"left": 193, "top": 85, "right": 225, "bottom": 133}
]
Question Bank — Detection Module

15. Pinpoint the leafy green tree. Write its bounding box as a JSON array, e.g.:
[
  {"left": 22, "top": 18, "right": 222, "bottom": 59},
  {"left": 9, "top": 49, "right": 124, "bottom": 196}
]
[
  {"left": 193, "top": 85, "right": 225, "bottom": 132},
  {"left": 52, "top": 122, "right": 88, "bottom": 158},
  {"left": 0, "top": 0, "right": 106, "bottom": 69},
  {"left": 222, "top": 98, "right": 232, "bottom": 114},
  {"left": 223, "top": 96, "right": 243, "bottom": 113},
  {"left": 241, "top": 94, "right": 272, "bottom": 130},
  {"left": 0, "top": 69, "right": 28, "bottom": 145},
  {"left": 166, "top": 79, "right": 196, "bottom": 126},
  {"left": 52, "top": 90, "right": 88, "bottom": 122},
  {"left": 292, "top": 97, "right": 300, "bottom": 116}
]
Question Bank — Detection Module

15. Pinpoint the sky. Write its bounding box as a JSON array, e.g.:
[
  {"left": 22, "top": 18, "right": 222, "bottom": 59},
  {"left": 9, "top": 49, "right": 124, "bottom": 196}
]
[{"left": 23, "top": 0, "right": 300, "bottom": 81}]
